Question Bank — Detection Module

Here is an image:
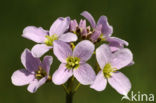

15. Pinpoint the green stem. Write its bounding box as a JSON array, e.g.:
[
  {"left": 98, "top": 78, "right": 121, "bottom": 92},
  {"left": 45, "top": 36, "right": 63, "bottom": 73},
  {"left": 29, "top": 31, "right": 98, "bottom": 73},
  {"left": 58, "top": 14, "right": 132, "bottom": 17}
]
[
  {"left": 66, "top": 92, "right": 73, "bottom": 103},
  {"left": 66, "top": 77, "right": 74, "bottom": 103}
]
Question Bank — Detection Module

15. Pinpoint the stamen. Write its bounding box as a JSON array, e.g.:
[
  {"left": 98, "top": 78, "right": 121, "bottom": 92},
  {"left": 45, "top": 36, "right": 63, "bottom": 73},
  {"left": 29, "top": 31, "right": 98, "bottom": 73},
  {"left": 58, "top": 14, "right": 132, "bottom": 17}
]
[
  {"left": 103, "top": 63, "right": 117, "bottom": 78},
  {"left": 66, "top": 56, "right": 80, "bottom": 69},
  {"left": 35, "top": 66, "right": 47, "bottom": 80},
  {"left": 44, "top": 34, "right": 58, "bottom": 46}
]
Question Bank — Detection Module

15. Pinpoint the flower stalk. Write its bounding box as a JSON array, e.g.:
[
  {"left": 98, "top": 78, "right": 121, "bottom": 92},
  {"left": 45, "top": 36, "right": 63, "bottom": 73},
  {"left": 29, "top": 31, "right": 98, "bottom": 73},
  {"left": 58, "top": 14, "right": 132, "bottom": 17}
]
[
  {"left": 66, "top": 77, "right": 74, "bottom": 103},
  {"left": 66, "top": 92, "right": 73, "bottom": 103}
]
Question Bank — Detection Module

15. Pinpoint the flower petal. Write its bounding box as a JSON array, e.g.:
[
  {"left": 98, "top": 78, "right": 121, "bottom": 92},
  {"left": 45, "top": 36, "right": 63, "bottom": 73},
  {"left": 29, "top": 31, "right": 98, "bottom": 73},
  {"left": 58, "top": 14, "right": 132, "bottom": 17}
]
[
  {"left": 111, "top": 48, "right": 133, "bottom": 69},
  {"left": 31, "top": 44, "right": 51, "bottom": 58},
  {"left": 49, "top": 17, "right": 70, "bottom": 36},
  {"left": 90, "top": 24, "right": 102, "bottom": 42},
  {"left": 59, "top": 33, "right": 77, "bottom": 42},
  {"left": 81, "top": 11, "right": 96, "bottom": 28},
  {"left": 21, "top": 49, "right": 41, "bottom": 72},
  {"left": 90, "top": 70, "right": 107, "bottom": 91},
  {"left": 73, "top": 40, "right": 94, "bottom": 62},
  {"left": 73, "top": 63, "right": 96, "bottom": 85},
  {"left": 97, "top": 16, "right": 113, "bottom": 37},
  {"left": 22, "top": 26, "right": 47, "bottom": 43},
  {"left": 127, "top": 61, "right": 135, "bottom": 66},
  {"left": 108, "top": 37, "right": 129, "bottom": 52},
  {"left": 109, "top": 43, "right": 121, "bottom": 52},
  {"left": 107, "top": 37, "right": 129, "bottom": 47},
  {"left": 108, "top": 72, "right": 131, "bottom": 96},
  {"left": 96, "top": 44, "right": 111, "bottom": 69},
  {"left": 53, "top": 40, "right": 72, "bottom": 63},
  {"left": 52, "top": 64, "right": 72, "bottom": 85},
  {"left": 42, "top": 56, "right": 53, "bottom": 75},
  {"left": 27, "top": 77, "right": 47, "bottom": 93},
  {"left": 11, "top": 69, "right": 34, "bottom": 86}
]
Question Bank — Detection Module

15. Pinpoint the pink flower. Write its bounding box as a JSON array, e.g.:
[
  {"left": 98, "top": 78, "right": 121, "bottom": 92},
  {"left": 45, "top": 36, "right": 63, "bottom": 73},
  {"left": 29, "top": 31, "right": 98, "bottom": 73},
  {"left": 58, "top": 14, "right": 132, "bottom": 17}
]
[
  {"left": 52, "top": 40, "right": 96, "bottom": 85},
  {"left": 91, "top": 44, "right": 133, "bottom": 96},
  {"left": 11, "top": 49, "right": 53, "bottom": 93},
  {"left": 22, "top": 17, "right": 77, "bottom": 58}
]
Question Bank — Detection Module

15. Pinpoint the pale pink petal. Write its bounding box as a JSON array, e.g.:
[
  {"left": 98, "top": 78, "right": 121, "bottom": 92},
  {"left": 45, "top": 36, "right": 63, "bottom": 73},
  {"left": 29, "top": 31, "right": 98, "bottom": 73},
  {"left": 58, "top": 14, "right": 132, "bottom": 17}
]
[
  {"left": 11, "top": 69, "right": 34, "bottom": 86},
  {"left": 81, "top": 11, "right": 96, "bottom": 28},
  {"left": 127, "top": 61, "right": 135, "bottom": 66},
  {"left": 49, "top": 17, "right": 70, "bottom": 36},
  {"left": 31, "top": 44, "right": 51, "bottom": 58},
  {"left": 42, "top": 56, "right": 53, "bottom": 75},
  {"left": 108, "top": 37, "right": 129, "bottom": 52},
  {"left": 97, "top": 16, "right": 113, "bottom": 37},
  {"left": 111, "top": 48, "right": 133, "bottom": 69},
  {"left": 27, "top": 77, "right": 47, "bottom": 93},
  {"left": 53, "top": 40, "right": 72, "bottom": 63},
  {"left": 52, "top": 64, "right": 72, "bottom": 85},
  {"left": 73, "top": 40, "right": 95, "bottom": 63},
  {"left": 96, "top": 44, "right": 111, "bottom": 69},
  {"left": 108, "top": 72, "right": 131, "bottom": 96},
  {"left": 107, "top": 37, "right": 129, "bottom": 48},
  {"left": 73, "top": 63, "right": 96, "bottom": 85},
  {"left": 59, "top": 32, "right": 77, "bottom": 42},
  {"left": 90, "top": 70, "right": 107, "bottom": 91},
  {"left": 22, "top": 26, "right": 47, "bottom": 43},
  {"left": 21, "top": 49, "right": 41, "bottom": 72},
  {"left": 109, "top": 45, "right": 121, "bottom": 52}
]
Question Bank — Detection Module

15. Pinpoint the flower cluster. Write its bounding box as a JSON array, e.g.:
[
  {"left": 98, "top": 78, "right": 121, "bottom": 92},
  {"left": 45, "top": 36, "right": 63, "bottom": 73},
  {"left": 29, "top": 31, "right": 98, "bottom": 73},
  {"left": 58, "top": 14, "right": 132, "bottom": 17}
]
[{"left": 11, "top": 11, "right": 134, "bottom": 97}]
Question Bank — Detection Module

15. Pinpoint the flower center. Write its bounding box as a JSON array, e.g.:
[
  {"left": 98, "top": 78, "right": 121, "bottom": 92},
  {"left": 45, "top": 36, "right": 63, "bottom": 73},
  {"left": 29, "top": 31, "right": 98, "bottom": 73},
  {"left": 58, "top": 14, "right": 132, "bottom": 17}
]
[
  {"left": 103, "top": 63, "right": 117, "bottom": 78},
  {"left": 99, "top": 34, "right": 106, "bottom": 41},
  {"left": 44, "top": 34, "right": 58, "bottom": 46},
  {"left": 35, "top": 66, "right": 47, "bottom": 80},
  {"left": 66, "top": 56, "right": 80, "bottom": 69}
]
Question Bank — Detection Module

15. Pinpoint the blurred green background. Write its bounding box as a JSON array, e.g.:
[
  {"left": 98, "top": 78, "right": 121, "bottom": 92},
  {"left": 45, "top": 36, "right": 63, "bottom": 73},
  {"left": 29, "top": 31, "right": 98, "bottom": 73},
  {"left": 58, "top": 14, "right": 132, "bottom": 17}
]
[{"left": 0, "top": 0, "right": 156, "bottom": 103}]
